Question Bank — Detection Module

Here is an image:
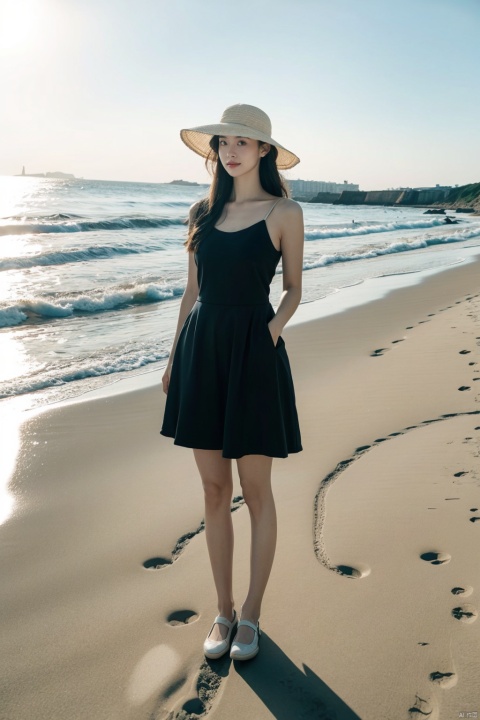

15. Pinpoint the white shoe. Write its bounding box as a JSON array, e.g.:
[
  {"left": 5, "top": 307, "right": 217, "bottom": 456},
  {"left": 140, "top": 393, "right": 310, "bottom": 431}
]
[
  {"left": 203, "top": 610, "right": 237, "bottom": 659},
  {"left": 230, "top": 619, "right": 261, "bottom": 661}
]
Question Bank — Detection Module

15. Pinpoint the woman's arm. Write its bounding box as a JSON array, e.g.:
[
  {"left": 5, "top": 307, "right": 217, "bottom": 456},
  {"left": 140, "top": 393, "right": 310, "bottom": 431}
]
[
  {"left": 162, "top": 203, "right": 200, "bottom": 394},
  {"left": 268, "top": 200, "right": 304, "bottom": 345}
]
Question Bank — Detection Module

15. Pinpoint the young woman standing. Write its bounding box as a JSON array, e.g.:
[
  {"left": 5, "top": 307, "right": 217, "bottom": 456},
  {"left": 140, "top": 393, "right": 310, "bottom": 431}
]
[{"left": 160, "top": 103, "right": 304, "bottom": 661}]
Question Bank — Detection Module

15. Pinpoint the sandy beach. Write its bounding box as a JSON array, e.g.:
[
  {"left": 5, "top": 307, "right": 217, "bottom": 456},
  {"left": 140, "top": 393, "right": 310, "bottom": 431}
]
[{"left": 1, "top": 256, "right": 479, "bottom": 720}]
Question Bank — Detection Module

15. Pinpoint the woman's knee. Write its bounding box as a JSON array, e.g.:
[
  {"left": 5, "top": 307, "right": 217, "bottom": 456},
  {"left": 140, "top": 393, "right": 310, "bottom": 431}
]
[
  {"left": 202, "top": 475, "right": 233, "bottom": 507},
  {"left": 193, "top": 449, "right": 232, "bottom": 506},
  {"left": 239, "top": 476, "right": 273, "bottom": 513}
]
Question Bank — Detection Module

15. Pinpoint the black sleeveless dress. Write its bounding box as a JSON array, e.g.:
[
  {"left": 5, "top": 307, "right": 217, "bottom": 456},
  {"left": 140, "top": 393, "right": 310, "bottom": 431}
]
[{"left": 160, "top": 205, "right": 303, "bottom": 459}]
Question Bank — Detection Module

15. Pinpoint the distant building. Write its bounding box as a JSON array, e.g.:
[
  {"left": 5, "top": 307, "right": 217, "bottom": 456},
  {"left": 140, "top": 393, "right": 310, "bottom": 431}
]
[{"left": 287, "top": 179, "right": 359, "bottom": 196}]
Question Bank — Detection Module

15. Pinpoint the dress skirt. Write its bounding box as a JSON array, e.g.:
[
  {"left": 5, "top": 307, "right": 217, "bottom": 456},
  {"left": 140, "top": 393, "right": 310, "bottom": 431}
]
[{"left": 160, "top": 299, "right": 302, "bottom": 459}]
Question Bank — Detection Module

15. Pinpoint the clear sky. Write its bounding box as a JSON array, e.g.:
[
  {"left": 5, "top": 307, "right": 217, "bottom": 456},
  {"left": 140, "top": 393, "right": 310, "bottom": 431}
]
[{"left": 1, "top": 0, "right": 479, "bottom": 190}]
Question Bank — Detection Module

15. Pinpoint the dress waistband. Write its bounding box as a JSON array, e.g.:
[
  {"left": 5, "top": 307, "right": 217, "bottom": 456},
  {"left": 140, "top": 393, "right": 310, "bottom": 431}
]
[{"left": 196, "top": 298, "right": 271, "bottom": 307}]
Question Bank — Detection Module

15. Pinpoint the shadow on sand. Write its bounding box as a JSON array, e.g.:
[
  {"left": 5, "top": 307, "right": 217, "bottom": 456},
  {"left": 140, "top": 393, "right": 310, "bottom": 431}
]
[{"left": 211, "top": 632, "right": 361, "bottom": 720}]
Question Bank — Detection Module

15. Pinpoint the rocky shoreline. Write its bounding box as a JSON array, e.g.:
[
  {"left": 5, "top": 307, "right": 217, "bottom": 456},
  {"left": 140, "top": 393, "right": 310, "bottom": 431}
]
[{"left": 293, "top": 181, "right": 480, "bottom": 214}]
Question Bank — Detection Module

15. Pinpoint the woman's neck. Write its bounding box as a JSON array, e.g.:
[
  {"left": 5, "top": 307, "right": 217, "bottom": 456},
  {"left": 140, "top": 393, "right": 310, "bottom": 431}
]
[{"left": 229, "top": 172, "right": 268, "bottom": 204}]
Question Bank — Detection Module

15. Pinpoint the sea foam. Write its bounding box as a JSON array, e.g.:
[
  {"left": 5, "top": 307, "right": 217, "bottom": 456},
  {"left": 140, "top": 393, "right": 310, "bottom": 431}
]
[
  {"left": 304, "top": 226, "right": 480, "bottom": 269},
  {"left": 0, "top": 342, "right": 170, "bottom": 398},
  {"left": 304, "top": 217, "right": 452, "bottom": 241},
  {"left": 0, "top": 282, "right": 185, "bottom": 327},
  {"left": 0, "top": 215, "right": 185, "bottom": 237}
]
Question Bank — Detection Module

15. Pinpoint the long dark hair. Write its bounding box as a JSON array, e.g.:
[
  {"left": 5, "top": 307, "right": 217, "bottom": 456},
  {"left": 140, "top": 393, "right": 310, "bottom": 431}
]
[{"left": 184, "top": 136, "right": 290, "bottom": 253}]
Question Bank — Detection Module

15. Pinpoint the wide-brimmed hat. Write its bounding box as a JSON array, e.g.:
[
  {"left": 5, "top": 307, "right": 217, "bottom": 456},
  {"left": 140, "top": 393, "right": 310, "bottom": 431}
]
[{"left": 180, "top": 103, "right": 300, "bottom": 170}]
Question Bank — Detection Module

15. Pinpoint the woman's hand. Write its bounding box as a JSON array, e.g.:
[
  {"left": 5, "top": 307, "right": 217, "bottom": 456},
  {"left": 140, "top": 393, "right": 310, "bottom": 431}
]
[
  {"left": 267, "top": 321, "right": 281, "bottom": 348},
  {"left": 162, "top": 364, "right": 172, "bottom": 395}
]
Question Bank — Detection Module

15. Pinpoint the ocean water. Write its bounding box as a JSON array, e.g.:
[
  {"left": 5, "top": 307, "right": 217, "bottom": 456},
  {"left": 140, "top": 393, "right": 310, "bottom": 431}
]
[{"left": 1, "top": 175, "right": 479, "bottom": 406}]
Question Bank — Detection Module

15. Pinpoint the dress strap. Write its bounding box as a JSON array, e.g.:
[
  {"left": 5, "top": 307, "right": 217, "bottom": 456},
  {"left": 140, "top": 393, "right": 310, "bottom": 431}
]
[{"left": 263, "top": 198, "right": 283, "bottom": 221}]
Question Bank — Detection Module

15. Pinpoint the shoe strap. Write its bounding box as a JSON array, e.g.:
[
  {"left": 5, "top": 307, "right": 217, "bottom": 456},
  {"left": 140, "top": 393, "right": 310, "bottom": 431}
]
[
  {"left": 237, "top": 619, "right": 258, "bottom": 633},
  {"left": 213, "top": 611, "right": 236, "bottom": 629}
]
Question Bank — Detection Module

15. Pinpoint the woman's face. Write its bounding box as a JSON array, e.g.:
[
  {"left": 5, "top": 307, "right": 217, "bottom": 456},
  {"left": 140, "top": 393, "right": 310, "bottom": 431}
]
[{"left": 217, "top": 136, "right": 269, "bottom": 177}]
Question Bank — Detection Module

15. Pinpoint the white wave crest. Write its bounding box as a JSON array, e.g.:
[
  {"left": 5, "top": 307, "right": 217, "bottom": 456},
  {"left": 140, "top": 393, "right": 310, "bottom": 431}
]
[
  {"left": 0, "top": 306, "right": 28, "bottom": 328},
  {"left": 0, "top": 283, "right": 185, "bottom": 325},
  {"left": 304, "top": 217, "right": 453, "bottom": 241},
  {"left": 0, "top": 342, "right": 170, "bottom": 398},
  {"left": 304, "top": 226, "right": 480, "bottom": 270}
]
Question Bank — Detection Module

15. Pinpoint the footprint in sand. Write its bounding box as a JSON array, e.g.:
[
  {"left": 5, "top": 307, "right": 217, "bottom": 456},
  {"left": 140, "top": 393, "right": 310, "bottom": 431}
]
[
  {"left": 370, "top": 347, "right": 389, "bottom": 357},
  {"left": 392, "top": 338, "right": 405, "bottom": 344},
  {"left": 420, "top": 551, "right": 451, "bottom": 565},
  {"left": 334, "top": 564, "right": 370, "bottom": 579},
  {"left": 451, "top": 586, "right": 473, "bottom": 597},
  {"left": 451, "top": 605, "right": 478, "bottom": 623},
  {"left": 408, "top": 693, "right": 438, "bottom": 717},
  {"left": 429, "top": 670, "right": 457, "bottom": 689},
  {"left": 144, "top": 557, "right": 171, "bottom": 570},
  {"left": 182, "top": 659, "right": 228, "bottom": 718},
  {"left": 458, "top": 386, "right": 471, "bottom": 391},
  {"left": 459, "top": 350, "right": 472, "bottom": 354},
  {"left": 158, "top": 659, "right": 228, "bottom": 720},
  {"left": 470, "top": 507, "right": 478, "bottom": 511},
  {"left": 167, "top": 610, "right": 199, "bottom": 626},
  {"left": 143, "top": 498, "right": 245, "bottom": 573},
  {"left": 469, "top": 516, "right": 480, "bottom": 523},
  {"left": 454, "top": 471, "right": 468, "bottom": 477}
]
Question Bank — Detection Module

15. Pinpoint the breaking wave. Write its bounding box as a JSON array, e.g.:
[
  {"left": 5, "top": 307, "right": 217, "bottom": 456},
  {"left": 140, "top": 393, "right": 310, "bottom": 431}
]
[
  {"left": 304, "top": 226, "right": 480, "bottom": 269},
  {"left": 304, "top": 217, "right": 454, "bottom": 241},
  {"left": 0, "top": 214, "right": 185, "bottom": 236},
  {"left": 0, "top": 282, "right": 185, "bottom": 327}
]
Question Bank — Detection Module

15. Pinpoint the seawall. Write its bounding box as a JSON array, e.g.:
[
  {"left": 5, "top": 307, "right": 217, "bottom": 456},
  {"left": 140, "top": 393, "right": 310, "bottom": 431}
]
[{"left": 309, "top": 182, "right": 480, "bottom": 210}]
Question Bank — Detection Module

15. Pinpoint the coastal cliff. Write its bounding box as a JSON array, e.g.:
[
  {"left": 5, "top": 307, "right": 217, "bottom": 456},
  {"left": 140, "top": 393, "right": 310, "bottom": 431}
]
[{"left": 441, "top": 182, "right": 480, "bottom": 211}]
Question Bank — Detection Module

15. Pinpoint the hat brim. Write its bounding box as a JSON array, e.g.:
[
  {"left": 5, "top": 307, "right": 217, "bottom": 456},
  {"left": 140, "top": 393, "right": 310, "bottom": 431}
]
[{"left": 180, "top": 123, "right": 300, "bottom": 170}]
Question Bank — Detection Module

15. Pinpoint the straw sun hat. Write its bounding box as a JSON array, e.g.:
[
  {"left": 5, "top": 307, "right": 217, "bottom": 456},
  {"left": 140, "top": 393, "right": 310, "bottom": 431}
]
[{"left": 180, "top": 103, "right": 300, "bottom": 170}]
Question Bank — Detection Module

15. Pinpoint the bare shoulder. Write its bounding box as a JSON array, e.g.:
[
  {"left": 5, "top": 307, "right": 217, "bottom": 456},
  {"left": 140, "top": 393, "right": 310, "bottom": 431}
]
[
  {"left": 276, "top": 198, "right": 303, "bottom": 232},
  {"left": 278, "top": 197, "right": 303, "bottom": 222},
  {"left": 188, "top": 198, "right": 207, "bottom": 224}
]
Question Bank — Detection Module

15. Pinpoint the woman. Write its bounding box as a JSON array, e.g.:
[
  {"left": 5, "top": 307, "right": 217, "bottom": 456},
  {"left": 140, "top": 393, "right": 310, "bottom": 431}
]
[{"left": 160, "top": 103, "right": 304, "bottom": 661}]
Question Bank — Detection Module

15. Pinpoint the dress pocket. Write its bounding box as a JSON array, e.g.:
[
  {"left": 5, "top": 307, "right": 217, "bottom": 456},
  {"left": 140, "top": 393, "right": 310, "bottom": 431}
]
[{"left": 265, "top": 320, "right": 283, "bottom": 349}]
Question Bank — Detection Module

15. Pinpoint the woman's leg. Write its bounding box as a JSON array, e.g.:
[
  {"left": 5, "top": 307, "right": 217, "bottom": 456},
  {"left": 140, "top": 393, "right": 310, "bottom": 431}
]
[
  {"left": 193, "top": 448, "right": 235, "bottom": 641},
  {"left": 235, "top": 454, "right": 276, "bottom": 643}
]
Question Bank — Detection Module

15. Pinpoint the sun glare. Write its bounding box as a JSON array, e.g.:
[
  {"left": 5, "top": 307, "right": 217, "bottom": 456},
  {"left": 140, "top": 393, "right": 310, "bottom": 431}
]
[{"left": 0, "top": 0, "right": 38, "bottom": 53}]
